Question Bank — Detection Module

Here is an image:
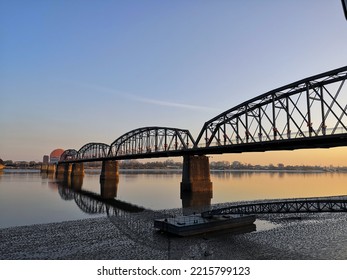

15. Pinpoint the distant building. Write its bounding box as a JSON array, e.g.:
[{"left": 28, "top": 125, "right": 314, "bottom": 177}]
[
  {"left": 43, "top": 155, "right": 49, "bottom": 164},
  {"left": 50, "top": 149, "right": 64, "bottom": 163}
]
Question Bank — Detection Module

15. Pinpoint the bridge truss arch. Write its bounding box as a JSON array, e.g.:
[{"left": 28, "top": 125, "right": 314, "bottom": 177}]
[
  {"left": 195, "top": 66, "right": 347, "bottom": 150},
  {"left": 108, "top": 126, "right": 195, "bottom": 157},
  {"left": 60, "top": 149, "right": 78, "bottom": 161},
  {"left": 202, "top": 196, "right": 347, "bottom": 216},
  {"left": 77, "top": 142, "right": 110, "bottom": 160}
]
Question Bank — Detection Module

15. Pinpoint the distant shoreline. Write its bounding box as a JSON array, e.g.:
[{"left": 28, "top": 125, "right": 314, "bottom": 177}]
[{"left": 1, "top": 167, "right": 346, "bottom": 174}]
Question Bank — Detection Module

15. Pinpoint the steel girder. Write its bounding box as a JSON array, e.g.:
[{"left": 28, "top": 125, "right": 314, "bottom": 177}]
[
  {"left": 108, "top": 126, "right": 195, "bottom": 157},
  {"left": 57, "top": 185, "right": 144, "bottom": 215},
  {"left": 59, "top": 149, "right": 78, "bottom": 161},
  {"left": 74, "top": 194, "right": 106, "bottom": 214},
  {"left": 202, "top": 196, "right": 347, "bottom": 217},
  {"left": 76, "top": 142, "right": 110, "bottom": 160},
  {"left": 195, "top": 66, "right": 347, "bottom": 148},
  {"left": 58, "top": 186, "right": 74, "bottom": 200},
  {"left": 59, "top": 66, "right": 347, "bottom": 161}
]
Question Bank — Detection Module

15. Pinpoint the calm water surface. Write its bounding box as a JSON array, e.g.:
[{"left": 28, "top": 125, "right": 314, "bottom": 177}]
[{"left": 1, "top": 169, "right": 347, "bottom": 229}]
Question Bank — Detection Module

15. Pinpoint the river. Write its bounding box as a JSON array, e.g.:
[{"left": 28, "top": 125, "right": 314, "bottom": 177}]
[{"left": 0, "top": 169, "right": 346, "bottom": 229}]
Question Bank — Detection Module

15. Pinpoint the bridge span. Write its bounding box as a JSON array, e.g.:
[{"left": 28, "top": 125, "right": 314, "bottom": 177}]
[
  {"left": 201, "top": 196, "right": 347, "bottom": 217},
  {"left": 59, "top": 65, "right": 347, "bottom": 162},
  {"left": 45, "top": 66, "right": 347, "bottom": 193}
]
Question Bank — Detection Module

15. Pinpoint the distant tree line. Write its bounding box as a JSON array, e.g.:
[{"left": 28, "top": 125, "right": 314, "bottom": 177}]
[
  {"left": 119, "top": 159, "right": 181, "bottom": 169},
  {"left": 1, "top": 159, "right": 347, "bottom": 172},
  {"left": 210, "top": 160, "right": 347, "bottom": 172},
  {"left": 2, "top": 160, "right": 41, "bottom": 169}
]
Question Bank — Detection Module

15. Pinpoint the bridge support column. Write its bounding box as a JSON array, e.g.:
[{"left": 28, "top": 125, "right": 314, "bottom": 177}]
[
  {"left": 100, "top": 160, "right": 119, "bottom": 181},
  {"left": 47, "top": 164, "right": 56, "bottom": 174},
  {"left": 181, "top": 191, "right": 212, "bottom": 215},
  {"left": 71, "top": 163, "right": 84, "bottom": 176},
  {"left": 56, "top": 163, "right": 64, "bottom": 176},
  {"left": 56, "top": 163, "right": 72, "bottom": 177},
  {"left": 181, "top": 155, "right": 213, "bottom": 193},
  {"left": 40, "top": 164, "right": 48, "bottom": 173}
]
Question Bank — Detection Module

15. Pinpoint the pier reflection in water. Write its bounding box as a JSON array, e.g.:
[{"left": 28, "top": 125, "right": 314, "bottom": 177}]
[
  {"left": 2, "top": 170, "right": 347, "bottom": 230},
  {"left": 55, "top": 173, "right": 216, "bottom": 217}
]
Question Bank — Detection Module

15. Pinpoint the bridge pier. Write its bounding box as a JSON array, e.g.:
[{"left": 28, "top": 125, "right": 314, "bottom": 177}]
[
  {"left": 56, "top": 163, "right": 72, "bottom": 177},
  {"left": 47, "top": 164, "right": 56, "bottom": 174},
  {"left": 71, "top": 163, "right": 84, "bottom": 176},
  {"left": 40, "top": 164, "right": 48, "bottom": 173},
  {"left": 100, "top": 160, "right": 119, "bottom": 181},
  {"left": 181, "top": 155, "right": 213, "bottom": 193}
]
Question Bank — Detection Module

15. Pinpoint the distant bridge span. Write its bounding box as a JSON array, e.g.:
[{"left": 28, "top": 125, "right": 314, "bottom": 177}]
[
  {"left": 202, "top": 196, "right": 347, "bottom": 217},
  {"left": 60, "top": 66, "right": 347, "bottom": 163}
]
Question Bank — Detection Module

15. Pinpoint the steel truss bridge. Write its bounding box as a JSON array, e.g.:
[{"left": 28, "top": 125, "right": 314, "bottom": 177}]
[
  {"left": 202, "top": 196, "right": 347, "bottom": 217},
  {"left": 60, "top": 66, "right": 347, "bottom": 163}
]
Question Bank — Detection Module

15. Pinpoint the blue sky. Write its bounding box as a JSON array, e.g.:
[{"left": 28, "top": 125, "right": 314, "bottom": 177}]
[{"left": 1, "top": 0, "right": 347, "bottom": 163}]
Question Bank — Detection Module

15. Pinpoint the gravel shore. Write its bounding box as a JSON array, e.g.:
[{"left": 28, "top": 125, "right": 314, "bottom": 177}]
[{"left": 1, "top": 210, "right": 347, "bottom": 260}]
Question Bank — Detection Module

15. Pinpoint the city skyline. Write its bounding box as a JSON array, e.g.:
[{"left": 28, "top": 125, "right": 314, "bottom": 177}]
[{"left": 1, "top": 1, "right": 347, "bottom": 164}]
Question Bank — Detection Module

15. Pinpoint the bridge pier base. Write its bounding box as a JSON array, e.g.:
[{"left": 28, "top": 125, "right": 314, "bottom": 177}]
[
  {"left": 71, "top": 163, "right": 84, "bottom": 176},
  {"left": 181, "top": 155, "right": 213, "bottom": 193},
  {"left": 100, "top": 160, "right": 119, "bottom": 181},
  {"left": 181, "top": 190, "right": 212, "bottom": 215},
  {"left": 56, "top": 163, "right": 72, "bottom": 177},
  {"left": 40, "top": 164, "right": 48, "bottom": 173},
  {"left": 47, "top": 164, "right": 56, "bottom": 174}
]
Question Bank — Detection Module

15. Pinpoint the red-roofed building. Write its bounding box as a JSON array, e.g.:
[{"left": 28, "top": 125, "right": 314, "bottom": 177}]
[{"left": 50, "top": 149, "right": 64, "bottom": 163}]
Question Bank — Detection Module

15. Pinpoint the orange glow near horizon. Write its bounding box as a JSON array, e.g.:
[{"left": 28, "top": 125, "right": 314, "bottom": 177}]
[
  {"left": 212, "top": 172, "right": 347, "bottom": 203},
  {"left": 210, "top": 147, "right": 347, "bottom": 166}
]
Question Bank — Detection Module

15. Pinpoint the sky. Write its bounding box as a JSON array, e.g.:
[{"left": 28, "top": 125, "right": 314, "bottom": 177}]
[{"left": 1, "top": 0, "right": 347, "bottom": 165}]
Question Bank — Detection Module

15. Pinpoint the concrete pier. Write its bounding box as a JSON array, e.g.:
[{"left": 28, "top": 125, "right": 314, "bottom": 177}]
[
  {"left": 56, "top": 163, "right": 64, "bottom": 176},
  {"left": 56, "top": 163, "right": 72, "bottom": 176},
  {"left": 41, "top": 163, "right": 57, "bottom": 174},
  {"left": 181, "top": 190, "right": 212, "bottom": 215},
  {"left": 71, "top": 163, "right": 84, "bottom": 177},
  {"left": 40, "top": 164, "right": 48, "bottom": 173},
  {"left": 100, "top": 161, "right": 119, "bottom": 181},
  {"left": 47, "top": 164, "right": 56, "bottom": 174},
  {"left": 180, "top": 155, "right": 213, "bottom": 193}
]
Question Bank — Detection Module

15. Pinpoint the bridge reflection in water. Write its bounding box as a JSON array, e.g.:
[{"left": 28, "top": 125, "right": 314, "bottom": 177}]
[
  {"left": 56, "top": 174, "right": 213, "bottom": 215},
  {"left": 55, "top": 174, "right": 256, "bottom": 258}
]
